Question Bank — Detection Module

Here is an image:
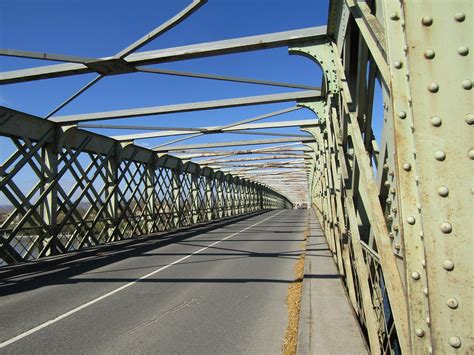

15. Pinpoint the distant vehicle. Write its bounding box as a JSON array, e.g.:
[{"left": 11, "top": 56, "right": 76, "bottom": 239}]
[{"left": 295, "top": 203, "right": 308, "bottom": 209}]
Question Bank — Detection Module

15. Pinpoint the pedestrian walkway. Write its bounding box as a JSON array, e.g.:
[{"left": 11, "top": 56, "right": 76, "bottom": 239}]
[{"left": 298, "top": 210, "right": 368, "bottom": 354}]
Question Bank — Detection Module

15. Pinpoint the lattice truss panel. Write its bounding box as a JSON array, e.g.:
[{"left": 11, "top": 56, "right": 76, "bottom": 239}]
[{"left": 0, "top": 110, "right": 291, "bottom": 266}]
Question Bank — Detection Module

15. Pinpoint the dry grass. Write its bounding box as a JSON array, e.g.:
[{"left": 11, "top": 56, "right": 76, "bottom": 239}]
[{"left": 282, "top": 228, "right": 308, "bottom": 355}]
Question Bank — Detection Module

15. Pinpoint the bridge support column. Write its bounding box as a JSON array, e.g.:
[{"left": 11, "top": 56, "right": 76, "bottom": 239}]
[
  {"left": 382, "top": 1, "right": 471, "bottom": 352},
  {"left": 39, "top": 130, "right": 59, "bottom": 257},
  {"left": 145, "top": 155, "right": 157, "bottom": 234}
]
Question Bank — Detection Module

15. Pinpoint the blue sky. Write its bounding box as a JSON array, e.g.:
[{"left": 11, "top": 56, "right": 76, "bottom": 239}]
[{"left": 0, "top": 0, "right": 330, "bottom": 147}]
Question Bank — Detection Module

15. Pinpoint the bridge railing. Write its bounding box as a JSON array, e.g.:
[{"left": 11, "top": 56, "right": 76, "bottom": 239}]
[{"left": 0, "top": 107, "right": 292, "bottom": 266}]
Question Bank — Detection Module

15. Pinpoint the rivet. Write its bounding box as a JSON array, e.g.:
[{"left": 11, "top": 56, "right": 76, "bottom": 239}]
[
  {"left": 428, "top": 82, "right": 439, "bottom": 93},
  {"left": 393, "top": 225, "right": 399, "bottom": 231},
  {"left": 415, "top": 328, "right": 425, "bottom": 337},
  {"left": 398, "top": 111, "right": 407, "bottom": 119},
  {"left": 411, "top": 271, "right": 420, "bottom": 280},
  {"left": 425, "top": 317, "right": 430, "bottom": 325},
  {"left": 437, "top": 185, "right": 449, "bottom": 197},
  {"left": 394, "top": 243, "right": 401, "bottom": 250},
  {"left": 457, "top": 46, "right": 469, "bottom": 56},
  {"left": 407, "top": 216, "right": 416, "bottom": 224},
  {"left": 466, "top": 114, "right": 474, "bottom": 125},
  {"left": 389, "top": 232, "right": 394, "bottom": 239},
  {"left": 423, "top": 287, "right": 428, "bottom": 296},
  {"left": 443, "top": 259, "right": 454, "bottom": 271},
  {"left": 424, "top": 49, "right": 435, "bottom": 59},
  {"left": 447, "top": 298, "right": 458, "bottom": 309},
  {"left": 434, "top": 150, "right": 446, "bottom": 161},
  {"left": 384, "top": 180, "right": 390, "bottom": 186},
  {"left": 402, "top": 163, "right": 411, "bottom": 171},
  {"left": 422, "top": 259, "right": 426, "bottom": 267},
  {"left": 440, "top": 222, "right": 452, "bottom": 234},
  {"left": 390, "top": 12, "right": 399, "bottom": 20},
  {"left": 449, "top": 336, "right": 461, "bottom": 348},
  {"left": 428, "top": 346, "right": 433, "bottom": 354},
  {"left": 389, "top": 170, "right": 394, "bottom": 177},
  {"left": 390, "top": 187, "right": 396, "bottom": 194},
  {"left": 392, "top": 206, "right": 398, "bottom": 213},
  {"left": 430, "top": 116, "right": 442, "bottom": 127},
  {"left": 454, "top": 12, "right": 465, "bottom": 22},
  {"left": 419, "top": 231, "right": 424, "bottom": 238},
  {"left": 386, "top": 197, "right": 391, "bottom": 204},
  {"left": 387, "top": 215, "right": 393, "bottom": 221},
  {"left": 394, "top": 61, "right": 403, "bottom": 69},
  {"left": 422, "top": 16, "right": 433, "bottom": 26},
  {"left": 468, "top": 150, "right": 474, "bottom": 160},
  {"left": 462, "top": 79, "right": 472, "bottom": 90}
]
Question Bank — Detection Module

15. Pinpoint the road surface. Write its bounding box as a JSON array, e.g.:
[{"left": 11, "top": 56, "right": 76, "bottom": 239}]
[{"left": 0, "top": 210, "right": 307, "bottom": 354}]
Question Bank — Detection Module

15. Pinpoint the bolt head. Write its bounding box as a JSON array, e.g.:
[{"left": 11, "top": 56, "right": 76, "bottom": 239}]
[
  {"left": 449, "top": 336, "right": 461, "bottom": 348},
  {"left": 398, "top": 111, "right": 407, "bottom": 119},
  {"left": 434, "top": 150, "right": 446, "bottom": 161},
  {"left": 457, "top": 46, "right": 469, "bottom": 56},
  {"left": 447, "top": 298, "right": 459, "bottom": 309},
  {"left": 443, "top": 259, "right": 454, "bottom": 271},
  {"left": 469, "top": 150, "right": 474, "bottom": 160},
  {"left": 415, "top": 328, "right": 425, "bottom": 337},
  {"left": 424, "top": 49, "right": 435, "bottom": 59},
  {"left": 428, "top": 82, "right": 439, "bottom": 92},
  {"left": 462, "top": 79, "right": 472, "bottom": 90},
  {"left": 402, "top": 163, "right": 411, "bottom": 171},
  {"left": 407, "top": 216, "right": 416, "bottom": 225},
  {"left": 454, "top": 12, "right": 465, "bottom": 22},
  {"left": 440, "top": 222, "right": 452, "bottom": 233},
  {"left": 430, "top": 116, "right": 442, "bottom": 127},
  {"left": 422, "top": 16, "right": 433, "bottom": 26},
  {"left": 466, "top": 114, "right": 474, "bottom": 125},
  {"left": 437, "top": 185, "right": 449, "bottom": 197},
  {"left": 411, "top": 271, "right": 421, "bottom": 280}
]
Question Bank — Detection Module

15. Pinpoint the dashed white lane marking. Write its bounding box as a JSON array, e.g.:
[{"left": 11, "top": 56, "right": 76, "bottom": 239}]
[{"left": 0, "top": 210, "right": 285, "bottom": 348}]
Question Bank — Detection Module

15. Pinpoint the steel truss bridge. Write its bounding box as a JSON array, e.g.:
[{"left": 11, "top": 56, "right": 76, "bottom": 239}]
[{"left": 0, "top": 1, "right": 471, "bottom": 354}]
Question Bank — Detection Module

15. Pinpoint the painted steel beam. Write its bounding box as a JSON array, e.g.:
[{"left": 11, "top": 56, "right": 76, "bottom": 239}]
[
  {"left": 50, "top": 90, "right": 321, "bottom": 123},
  {"left": 137, "top": 67, "right": 320, "bottom": 90},
  {"left": 154, "top": 137, "right": 315, "bottom": 152},
  {"left": 115, "top": 0, "right": 206, "bottom": 58},
  {"left": 110, "top": 119, "right": 318, "bottom": 141},
  {"left": 0, "top": 26, "right": 327, "bottom": 84}
]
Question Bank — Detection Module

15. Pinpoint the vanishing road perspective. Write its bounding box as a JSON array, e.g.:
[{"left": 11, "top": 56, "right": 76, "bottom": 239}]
[{"left": 0, "top": 0, "right": 472, "bottom": 354}]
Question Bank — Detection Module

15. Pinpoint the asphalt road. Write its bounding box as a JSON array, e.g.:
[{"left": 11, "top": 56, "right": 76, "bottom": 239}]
[{"left": 0, "top": 209, "right": 308, "bottom": 354}]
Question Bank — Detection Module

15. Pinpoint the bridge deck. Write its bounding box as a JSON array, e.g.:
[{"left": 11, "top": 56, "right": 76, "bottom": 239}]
[{"left": 0, "top": 210, "right": 364, "bottom": 354}]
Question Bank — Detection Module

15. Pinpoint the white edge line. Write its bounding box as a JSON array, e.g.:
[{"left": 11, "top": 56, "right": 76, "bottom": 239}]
[{"left": 0, "top": 210, "right": 285, "bottom": 348}]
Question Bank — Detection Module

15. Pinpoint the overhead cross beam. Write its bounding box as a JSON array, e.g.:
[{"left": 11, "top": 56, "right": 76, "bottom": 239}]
[
  {"left": 0, "top": 26, "right": 327, "bottom": 85},
  {"left": 153, "top": 137, "right": 315, "bottom": 152},
  {"left": 50, "top": 90, "right": 321, "bottom": 123}
]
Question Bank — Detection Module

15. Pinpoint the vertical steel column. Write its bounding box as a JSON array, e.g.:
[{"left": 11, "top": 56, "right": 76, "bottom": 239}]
[
  {"left": 145, "top": 155, "right": 157, "bottom": 234},
  {"left": 383, "top": 2, "right": 472, "bottom": 352},
  {"left": 171, "top": 168, "right": 181, "bottom": 228},
  {"left": 39, "top": 131, "right": 59, "bottom": 256},
  {"left": 105, "top": 143, "right": 120, "bottom": 242}
]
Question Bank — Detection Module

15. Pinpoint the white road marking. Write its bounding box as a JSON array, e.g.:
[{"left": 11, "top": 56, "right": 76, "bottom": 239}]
[{"left": 0, "top": 210, "right": 285, "bottom": 348}]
